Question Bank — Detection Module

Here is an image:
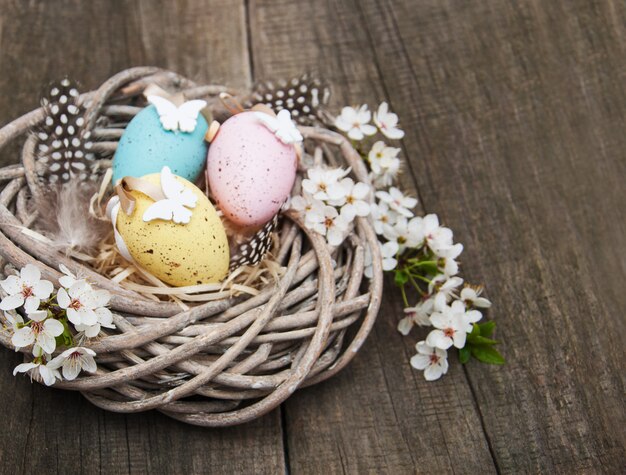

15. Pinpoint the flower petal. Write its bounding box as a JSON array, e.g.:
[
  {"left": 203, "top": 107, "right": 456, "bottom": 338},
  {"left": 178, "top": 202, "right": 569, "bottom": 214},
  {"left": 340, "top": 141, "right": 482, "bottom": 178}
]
[
  {"left": 410, "top": 354, "right": 431, "bottom": 370},
  {"left": 33, "top": 280, "right": 53, "bottom": 299},
  {"left": 79, "top": 308, "right": 98, "bottom": 326},
  {"left": 426, "top": 329, "right": 452, "bottom": 350},
  {"left": 0, "top": 294, "right": 24, "bottom": 311},
  {"left": 80, "top": 354, "right": 97, "bottom": 373},
  {"left": 347, "top": 128, "right": 364, "bottom": 141},
  {"left": 44, "top": 318, "right": 64, "bottom": 337},
  {"left": 424, "top": 363, "right": 444, "bottom": 381},
  {"left": 13, "top": 362, "right": 37, "bottom": 376},
  {"left": 47, "top": 354, "right": 65, "bottom": 370},
  {"left": 27, "top": 310, "right": 47, "bottom": 322},
  {"left": 20, "top": 264, "right": 41, "bottom": 286},
  {"left": 0, "top": 275, "right": 20, "bottom": 295},
  {"left": 82, "top": 323, "right": 101, "bottom": 338},
  {"left": 69, "top": 280, "right": 91, "bottom": 299},
  {"left": 95, "top": 307, "right": 113, "bottom": 326},
  {"left": 38, "top": 365, "right": 59, "bottom": 386},
  {"left": 56, "top": 288, "right": 71, "bottom": 309},
  {"left": 58, "top": 275, "right": 75, "bottom": 288},
  {"left": 24, "top": 297, "right": 42, "bottom": 314},
  {"left": 381, "top": 127, "right": 405, "bottom": 140},
  {"left": 360, "top": 124, "right": 377, "bottom": 136},
  {"left": 62, "top": 359, "right": 82, "bottom": 380},
  {"left": 327, "top": 228, "right": 345, "bottom": 246},
  {"left": 12, "top": 327, "right": 35, "bottom": 348},
  {"left": 397, "top": 317, "right": 413, "bottom": 336},
  {"left": 66, "top": 308, "right": 81, "bottom": 325},
  {"left": 37, "top": 332, "right": 56, "bottom": 354},
  {"left": 452, "top": 331, "right": 467, "bottom": 349}
]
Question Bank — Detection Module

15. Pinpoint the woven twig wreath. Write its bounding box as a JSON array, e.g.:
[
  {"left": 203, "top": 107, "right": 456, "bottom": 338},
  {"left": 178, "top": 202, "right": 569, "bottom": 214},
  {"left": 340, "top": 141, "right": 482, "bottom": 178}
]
[{"left": 0, "top": 67, "right": 383, "bottom": 427}]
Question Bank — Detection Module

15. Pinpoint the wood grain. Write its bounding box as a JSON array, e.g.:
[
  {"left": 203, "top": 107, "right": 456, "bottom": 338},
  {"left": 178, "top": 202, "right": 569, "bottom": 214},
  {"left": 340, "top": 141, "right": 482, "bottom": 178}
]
[
  {"left": 249, "top": 1, "right": 496, "bottom": 473},
  {"left": 250, "top": 0, "right": 626, "bottom": 473},
  {"left": 1, "top": 0, "right": 625, "bottom": 473},
  {"left": 358, "top": 1, "right": 626, "bottom": 473},
  {"left": 0, "top": 1, "right": 285, "bottom": 474}
]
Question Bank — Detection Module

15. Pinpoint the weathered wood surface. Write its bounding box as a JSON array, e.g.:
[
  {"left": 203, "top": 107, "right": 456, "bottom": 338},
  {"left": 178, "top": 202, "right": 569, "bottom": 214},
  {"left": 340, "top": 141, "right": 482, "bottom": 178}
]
[{"left": 0, "top": 0, "right": 624, "bottom": 473}]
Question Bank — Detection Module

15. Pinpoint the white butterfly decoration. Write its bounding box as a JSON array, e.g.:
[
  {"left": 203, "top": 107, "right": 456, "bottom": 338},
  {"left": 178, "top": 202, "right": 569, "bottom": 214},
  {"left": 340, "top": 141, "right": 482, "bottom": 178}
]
[
  {"left": 147, "top": 95, "right": 207, "bottom": 133},
  {"left": 142, "top": 166, "right": 197, "bottom": 224},
  {"left": 254, "top": 109, "right": 303, "bottom": 144}
]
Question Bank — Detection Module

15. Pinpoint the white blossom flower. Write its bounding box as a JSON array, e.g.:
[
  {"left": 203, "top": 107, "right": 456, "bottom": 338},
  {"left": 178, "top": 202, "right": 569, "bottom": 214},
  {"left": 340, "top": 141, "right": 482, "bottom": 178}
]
[
  {"left": 370, "top": 201, "right": 399, "bottom": 235},
  {"left": 58, "top": 264, "right": 78, "bottom": 288},
  {"left": 48, "top": 347, "right": 97, "bottom": 380},
  {"left": 13, "top": 361, "right": 61, "bottom": 386},
  {"left": 331, "top": 179, "right": 371, "bottom": 221},
  {"left": 306, "top": 205, "right": 349, "bottom": 246},
  {"left": 398, "top": 298, "right": 435, "bottom": 335},
  {"left": 427, "top": 300, "right": 481, "bottom": 350},
  {"left": 56, "top": 280, "right": 111, "bottom": 327},
  {"left": 74, "top": 305, "right": 115, "bottom": 338},
  {"left": 301, "top": 167, "right": 349, "bottom": 202},
  {"left": 383, "top": 217, "right": 420, "bottom": 252},
  {"left": 290, "top": 192, "right": 325, "bottom": 225},
  {"left": 368, "top": 141, "right": 401, "bottom": 164},
  {"left": 0, "top": 264, "right": 53, "bottom": 312},
  {"left": 334, "top": 105, "right": 377, "bottom": 141},
  {"left": 364, "top": 241, "right": 399, "bottom": 278},
  {"left": 11, "top": 309, "right": 64, "bottom": 354},
  {"left": 426, "top": 310, "right": 469, "bottom": 350},
  {"left": 434, "top": 243, "right": 464, "bottom": 276},
  {"left": 368, "top": 141, "right": 402, "bottom": 187},
  {"left": 419, "top": 214, "right": 454, "bottom": 251},
  {"left": 410, "top": 342, "right": 448, "bottom": 381},
  {"left": 369, "top": 163, "right": 401, "bottom": 188},
  {"left": 375, "top": 187, "right": 417, "bottom": 218},
  {"left": 373, "top": 102, "right": 405, "bottom": 140},
  {"left": 429, "top": 275, "right": 464, "bottom": 310},
  {"left": 460, "top": 286, "right": 492, "bottom": 309}
]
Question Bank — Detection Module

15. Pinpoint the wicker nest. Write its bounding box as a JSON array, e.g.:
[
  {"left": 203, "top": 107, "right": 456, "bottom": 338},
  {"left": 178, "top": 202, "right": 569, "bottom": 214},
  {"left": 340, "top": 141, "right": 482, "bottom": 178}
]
[{"left": 0, "top": 67, "right": 383, "bottom": 427}]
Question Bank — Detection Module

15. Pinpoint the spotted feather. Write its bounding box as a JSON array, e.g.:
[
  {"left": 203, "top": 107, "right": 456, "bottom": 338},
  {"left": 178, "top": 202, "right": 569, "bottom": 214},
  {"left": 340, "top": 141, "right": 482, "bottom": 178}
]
[
  {"left": 35, "top": 78, "right": 103, "bottom": 184},
  {"left": 246, "top": 74, "right": 331, "bottom": 126},
  {"left": 229, "top": 215, "right": 278, "bottom": 271}
]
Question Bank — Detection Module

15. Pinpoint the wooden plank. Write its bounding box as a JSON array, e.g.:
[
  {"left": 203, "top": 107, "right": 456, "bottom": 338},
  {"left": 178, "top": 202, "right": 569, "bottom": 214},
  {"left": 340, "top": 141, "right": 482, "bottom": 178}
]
[
  {"left": 0, "top": 1, "right": 285, "bottom": 474},
  {"left": 350, "top": 0, "right": 626, "bottom": 473},
  {"left": 248, "top": 1, "right": 497, "bottom": 473}
]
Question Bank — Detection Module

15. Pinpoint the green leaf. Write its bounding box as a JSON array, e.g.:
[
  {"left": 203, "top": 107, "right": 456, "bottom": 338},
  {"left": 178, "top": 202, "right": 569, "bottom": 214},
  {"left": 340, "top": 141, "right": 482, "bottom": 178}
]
[
  {"left": 409, "top": 261, "right": 439, "bottom": 275},
  {"left": 467, "top": 334, "right": 499, "bottom": 345},
  {"left": 470, "top": 345, "right": 506, "bottom": 365},
  {"left": 470, "top": 323, "right": 481, "bottom": 337},
  {"left": 459, "top": 346, "right": 471, "bottom": 364},
  {"left": 478, "top": 321, "right": 496, "bottom": 337},
  {"left": 394, "top": 269, "right": 409, "bottom": 286},
  {"left": 55, "top": 318, "right": 74, "bottom": 348}
]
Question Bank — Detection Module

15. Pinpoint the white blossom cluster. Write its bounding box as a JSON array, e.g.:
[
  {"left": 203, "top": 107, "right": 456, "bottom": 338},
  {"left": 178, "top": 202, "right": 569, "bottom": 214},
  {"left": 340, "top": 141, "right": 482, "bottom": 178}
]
[
  {"left": 400, "top": 262, "right": 492, "bottom": 381},
  {"left": 333, "top": 100, "right": 496, "bottom": 381},
  {"left": 292, "top": 167, "right": 372, "bottom": 246},
  {"left": 0, "top": 264, "right": 113, "bottom": 386}
]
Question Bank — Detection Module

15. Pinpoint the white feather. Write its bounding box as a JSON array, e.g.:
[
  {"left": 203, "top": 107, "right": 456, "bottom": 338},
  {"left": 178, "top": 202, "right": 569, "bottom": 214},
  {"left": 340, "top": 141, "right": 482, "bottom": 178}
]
[{"left": 37, "top": 184, "right": 108, "bottom": 253}]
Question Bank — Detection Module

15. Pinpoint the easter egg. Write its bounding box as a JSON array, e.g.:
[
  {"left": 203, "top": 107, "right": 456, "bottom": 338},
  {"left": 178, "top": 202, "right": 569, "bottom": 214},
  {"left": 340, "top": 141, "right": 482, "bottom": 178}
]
[
  {"left": 207, "top": 111, "right": 297, "bottom": 227},
  {"left": 114, "top": 170, "right": 229, "bottom": 286},
  {"left": 112, "top": 105, "right": 208, "bottom": 184}
]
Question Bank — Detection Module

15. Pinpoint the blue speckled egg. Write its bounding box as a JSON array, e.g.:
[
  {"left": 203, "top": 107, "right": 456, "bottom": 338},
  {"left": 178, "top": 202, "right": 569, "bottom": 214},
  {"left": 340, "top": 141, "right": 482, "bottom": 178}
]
[{"left": 112, "top": 105, "right": 208, "bottom": 184}]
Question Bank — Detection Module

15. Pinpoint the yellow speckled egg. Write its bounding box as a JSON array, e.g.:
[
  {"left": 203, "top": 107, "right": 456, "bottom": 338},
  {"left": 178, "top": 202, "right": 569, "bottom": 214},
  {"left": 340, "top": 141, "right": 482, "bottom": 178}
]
[{"left": 115, "top": 172, "right": 229, "bottom": 286}]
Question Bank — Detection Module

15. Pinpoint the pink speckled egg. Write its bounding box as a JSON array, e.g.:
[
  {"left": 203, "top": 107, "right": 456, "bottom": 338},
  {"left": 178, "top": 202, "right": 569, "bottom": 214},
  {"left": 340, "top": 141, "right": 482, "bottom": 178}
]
[{"left": 207, "top": 111, "right": 297, "bottom": 227}]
